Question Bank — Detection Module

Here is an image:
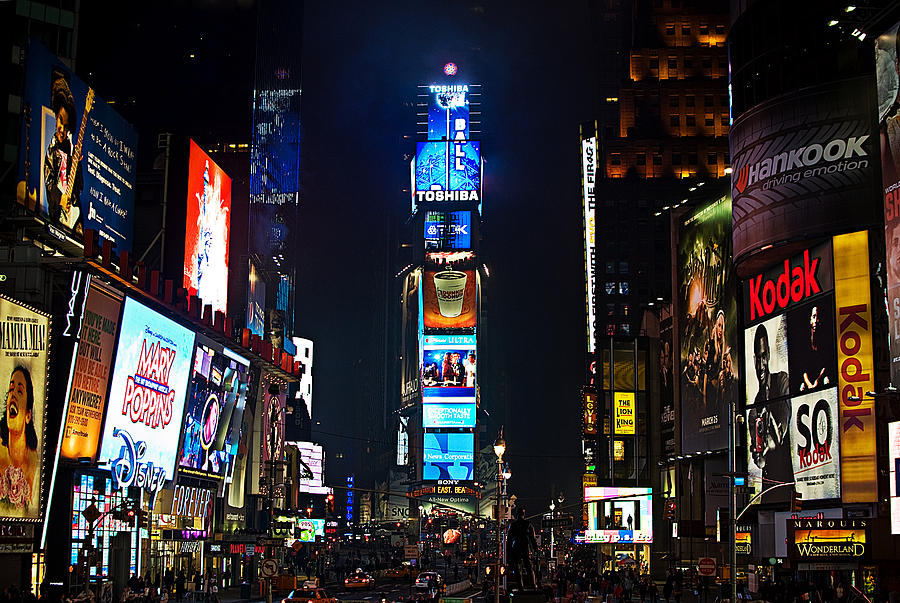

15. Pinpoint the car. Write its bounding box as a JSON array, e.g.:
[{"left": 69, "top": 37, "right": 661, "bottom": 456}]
[
  {"left": 384, "top": 563, "right": 415, "bottom": 580},
  {"left": 344, "top": 570, "right": 375, "bottom": 589},
  {"left": 281, "top": 589, "right": 337, "bottom": 603},
  {"left": 414, "top": 571, "right": 445, "bottom": 595}
]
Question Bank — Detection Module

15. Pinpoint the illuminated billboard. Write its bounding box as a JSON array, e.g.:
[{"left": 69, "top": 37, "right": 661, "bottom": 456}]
[
  {"left": 292, "top": 518, "right": 326, "bottom": 543},
  {"left": 422, "top": 334, "right": 476, "bottom": 404},
  {"left": 677, "top": 196, "right": 738, "bottom": 452},
  {"left": 415, "top": 141, "right": 481, "bottom": 204},
  {"left": 400, "top": 270, "right": 422, "bottom": 406},
  {"left": 423, "top": 432, "right": 474, "bottom": 481},
  {"left": 425, "top": 211, "right": 472, "bottom": 250},
  {"left": 99, "top": 297, "right": 195, "bottom": 484},
  {"left": 177, "top": 335, "right": 250, "bottom": 482},
  {"left": 0, "top": 295, "right": 50, "bottom": 520},
  {"left": 60, "top": 282, "right": 121, "bottom": 461},
  {"left": 261, "top": 382, "right": 286, "bottom": 464},
  {"left": 890, "top": 421, "right": 900, "bottom": 534},
  {"left": 292, "top": 441, "right": 329, "bottom": 495},
  {"left": 423, "top": 403, "right": 476, "bottom": 428},
  {"left": 582, "top": 487, "right": 652, "bottom": 544},
  {"left": 427, "top": 83, "right": 470, "bottom": 141},
  {"left": 184, "top": 140, "right": 231, "bottom": 315},
  {"left": 583, "top": 390, "right": 598, "bottom": 436},
  {"left": 877, "top": 24, "right": 900, "bottom": 387},
  {"left": 423, "top": 252, "right": 477, "bottom": 330},
  {"left": 16, "top": 40, "right": 138, "bottom": 251},
  {"left": 247, "top": 261, "right": 266, "bottom": 337},
  {"left": 582, "top": 137, "right": 597, "bottom": 353},
  {"left": 787, "top": 518, "right": 869, "bottom": 561},
  {"left": 614, "top": 392, "right": 635, "bottom": 435}
]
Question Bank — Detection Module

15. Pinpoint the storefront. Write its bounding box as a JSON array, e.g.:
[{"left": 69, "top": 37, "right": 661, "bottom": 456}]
[
  {"left": 0, "top": 524, "right": 36, "bottom": 590},
  {"left": 148, "top": 485, "right": 214, "bottom": 579}
]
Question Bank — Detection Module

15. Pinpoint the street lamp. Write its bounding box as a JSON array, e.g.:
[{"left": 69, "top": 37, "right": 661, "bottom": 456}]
[{"left": 494, "top": 428, "right": 506, "bottom": 603}]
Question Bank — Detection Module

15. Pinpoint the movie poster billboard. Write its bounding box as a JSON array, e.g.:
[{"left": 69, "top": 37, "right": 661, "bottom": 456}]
[
  {"left": 261, "top": 381, "right": 286, "bottom": 464},
  {"left": 677, "top": 196, "right": 738, "bottom": 452},
  {"left": 0, "top": 295, "right": 49, "bottom": 519},
  {"left": 421, "top": 334, "right": 476, "bottom": 404},
  {"left": 423, "top": 252, "right": 477, "bottom": 330},
  {"left": 659, "top": 319, "right": 676, "bottom": 456},
  {"left": 16, "top": 40, "right": 137, "bottom": 251},
  {"left": 177, "top": 335, "right": 249, "bottom": 482},
  {"left": 184, "top": 140, "right": 231, "bottom": 315},
  {"left": 98, "top": 297, "right": 196, "bottom": 482},
  {"left": 876, "top": 24, "right": 900, "bottom": 386},
  {"left": 400, "top": 270, "right": 421, "bottom": 407},
  {"left": 60, "top": 282, "right": 121, "bottom": 461}
]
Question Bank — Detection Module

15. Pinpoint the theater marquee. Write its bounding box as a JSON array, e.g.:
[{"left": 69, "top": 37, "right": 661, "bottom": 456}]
[{"left": 788, "top": 518, "right": 869, "bottom": 561}]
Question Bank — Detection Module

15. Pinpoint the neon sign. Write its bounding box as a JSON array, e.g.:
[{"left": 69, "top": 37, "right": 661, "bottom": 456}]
[{"left": 104, "top": 428, "right": 166, "bottom": 505}]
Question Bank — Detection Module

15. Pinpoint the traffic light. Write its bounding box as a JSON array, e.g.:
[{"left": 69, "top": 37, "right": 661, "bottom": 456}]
[
  {"left": 326, "top": 493, "right": 334, "bottom": 513},
  {"left": 137, "top": 509, "right": 149, "bottom": 529},
  {"left": 125, "top": 508, "right": 137, "bottom": 527},
  {"left": 791, "top": 490, "right": 803, "bottom": 512}
]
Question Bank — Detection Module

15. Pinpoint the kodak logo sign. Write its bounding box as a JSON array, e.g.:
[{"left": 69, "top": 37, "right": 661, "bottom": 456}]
[{"left": 748, "top": 249, "right": 821, "bottom": 321}]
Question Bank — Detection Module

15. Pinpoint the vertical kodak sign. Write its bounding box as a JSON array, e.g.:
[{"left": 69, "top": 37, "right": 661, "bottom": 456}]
[{"left": 833, "top": 231, "right": 877, "bottom": 503}]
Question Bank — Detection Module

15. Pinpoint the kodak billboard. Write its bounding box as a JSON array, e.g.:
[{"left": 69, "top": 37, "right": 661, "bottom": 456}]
[{"left": 833, "top": 231, "right": 876, "bottom": 503}]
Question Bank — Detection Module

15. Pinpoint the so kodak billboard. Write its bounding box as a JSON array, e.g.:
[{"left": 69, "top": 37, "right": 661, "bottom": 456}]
[{"left": 742, "top": 231, "right": 876, "bottom": 504}]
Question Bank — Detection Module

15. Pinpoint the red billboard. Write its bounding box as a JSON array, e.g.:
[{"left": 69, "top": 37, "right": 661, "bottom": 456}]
[{"left": 184, "top": 140, "right": 231, "bottom": 315}]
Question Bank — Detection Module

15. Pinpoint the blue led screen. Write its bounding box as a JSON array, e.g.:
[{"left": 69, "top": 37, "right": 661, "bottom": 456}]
[
  {"left": 423, "top": 432, "right": 474, "bottom": 481},
  {"left": 424, "top": 211, "right": 472, "bottom": 250}
]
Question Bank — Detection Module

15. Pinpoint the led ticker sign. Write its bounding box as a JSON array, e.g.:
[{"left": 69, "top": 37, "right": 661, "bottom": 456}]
[{"left": 583, "top": 487, "right": 653, "bottom": 544}]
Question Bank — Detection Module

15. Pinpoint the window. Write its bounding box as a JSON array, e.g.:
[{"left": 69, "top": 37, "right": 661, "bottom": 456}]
[
  {"left": 721, "top": 114, "right": 729, "bottom": 126},
  {"left": 669, "top": 96, "right": 679, "bottom": 108},
  {"left": 619, "top": 281, "right": 630, "bottom": 295},
  {"left": 681, "top": 26, "right": 691, "bottom": 35},
  {"left": 610, "top": 154, "right": 621, "bottom": 166},
  {"left": 688, "top": 153, "right": 698, "bottom": 164},
  {"left": 636, "top": 153, "right": 646, "bottom": 166},
  {"left": 707, "top": 153, "right": 717, "bottom": 165},
  {"left": 650, "top": 58, "right": 659, "bottom": 69},
  {"left": 672, "top": 153, "right": 682, "bottom": 165},
  {"left": 666, "top": 23, "right": 675, "bottom": 35},
  {"left": 685, "top": 95, "right": 695, "bottom": 107},
  {"left": 606, "top": 262, "right": 615, "bottom": 274},
  {"left": 699, "top": 24, "right": 709, "bottom": 35},
  {"left": 705, "top": 114, "right": 714, "bottom": 126},
  {"left": 668, "top": 57, "right": 678, "bottom": 70},
  {"left": 605, "top": 282, "right": 617, "bottom": 295},
  {"left": 670, "top": 115, "right": 680, "bottom": 127},
  {"left": 702, "top": 57, "right": 712, "bottom": 69},
  {"left": 686, "top": 115, "right": 696, "bottom": 126},
  {"left": 684, "top": 57, "right": 693, "bottom": 69},
  {"left": 653, "top": 154, "right": 663, "bottom": 166},
  {"left": 704, "top": 95, "right": 714, "bottom": 107},
  {"left": 619, "top": 261, "right": 629, "bottom": 274},
  {"left": 715, "top": 24, "right": 725, "bottom": 34}
]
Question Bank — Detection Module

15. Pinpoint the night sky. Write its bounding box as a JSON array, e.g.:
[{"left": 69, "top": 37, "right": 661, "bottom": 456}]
[{"left": 79, "top": 0, "right": 596, "bottom": 514}]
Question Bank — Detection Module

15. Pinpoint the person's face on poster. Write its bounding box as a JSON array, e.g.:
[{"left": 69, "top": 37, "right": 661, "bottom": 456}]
[
  {"left": 809, "top": 306, "right": 819, "bottom": 342},
  {"left": 714, "top": 312, "right": 725, "bottom": 342},
  {"left": 890, "top": 222, "right": 900, "bottom": 283},
  {"left": 755, "top": 330, "right": 771, "bottom": 386},
  {"left": 6, "top": 369, "right": 31, "bottom": 441},
  {"left": 55, "top": 106, "right": 70, "bottom": 144}
]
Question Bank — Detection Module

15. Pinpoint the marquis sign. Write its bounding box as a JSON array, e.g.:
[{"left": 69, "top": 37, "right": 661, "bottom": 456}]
[{"left": 788, "top": 518, "right": 869, "bottom": 560}]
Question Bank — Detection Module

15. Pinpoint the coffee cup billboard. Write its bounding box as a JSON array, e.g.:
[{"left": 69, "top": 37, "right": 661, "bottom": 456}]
[{"left": 423, "top": 252, "right": 476, "bottom": 330}]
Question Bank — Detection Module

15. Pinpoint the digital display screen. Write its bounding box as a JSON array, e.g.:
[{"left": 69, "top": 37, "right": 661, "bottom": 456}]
[
  {"left": 414, "top": 141, "right": 481, "bottom": 203},
  {"left": 427, "top": 83, "right": 470, "bottom": 141},
  {"left": 423, "top": 432, "right": 474, "bottom": 481},
  {"left": 294, "top": 518, "right": 326, "bottom": 542},
  {"left": 424, "top": 211, "right": 472, "bottom": 250},
  {"left": 177, "top": 335, "right": 249, "bottom": 482},
  {"left": 423, "top": 403, "right": 476, "bottom": 428},
  {"left": 293, "top": 441, "right": 329, "bottom": 495},
  {"left": 184, "top": 140, "right": 231, "bottom": 315},
  {"left": 582, "top": 487, "right": 653, "bottom": 544},
  {"left": 423, "top": 252, "right": 477, "bottom": 330},
  {"left": 17, "top": 40, "right": 138, "bottom": 251},
  {"left": 422, "top": 334, "right": 476, "bottom": 404},
  {"left": 99, "top": 297, "right": 196, "bottom": 480}
]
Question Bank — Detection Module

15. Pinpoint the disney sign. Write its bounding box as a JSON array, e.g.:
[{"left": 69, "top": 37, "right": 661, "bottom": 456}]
[{"left": 104, "top": 427, "right": 167, "bottom": 506}]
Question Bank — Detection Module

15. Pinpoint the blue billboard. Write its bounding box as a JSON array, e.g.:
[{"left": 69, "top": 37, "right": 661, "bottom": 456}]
[
  {"left": 423, "top": 403, "right": 476, "bottom": 428},
  {"left": 17, "top": 40, "right": 138, "bottom": 251},
  {"left": 422, "top": 334, "right": 476, "bottom": 404},
  {"left": 415, "top": 141, "right": 481, "bottom": 202},
  {"left": 423, "top": 432, "right": 474, "bottom": 481},
  {"left": 424, "top": 211, "right": 472, "bottom": 250},
  {"left": 427, "top": 84, "right": 470, "bottom": 141}
]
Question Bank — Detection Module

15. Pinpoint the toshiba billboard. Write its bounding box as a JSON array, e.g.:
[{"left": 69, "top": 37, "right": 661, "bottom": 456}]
[{"left": 742, "top": 232, "right": 876, "bottom": 504}]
